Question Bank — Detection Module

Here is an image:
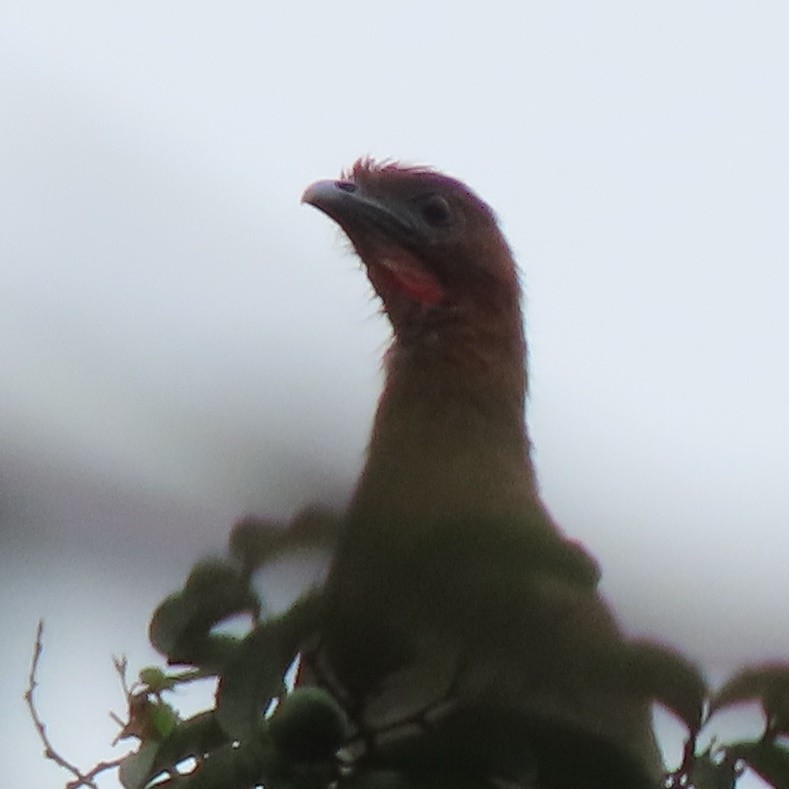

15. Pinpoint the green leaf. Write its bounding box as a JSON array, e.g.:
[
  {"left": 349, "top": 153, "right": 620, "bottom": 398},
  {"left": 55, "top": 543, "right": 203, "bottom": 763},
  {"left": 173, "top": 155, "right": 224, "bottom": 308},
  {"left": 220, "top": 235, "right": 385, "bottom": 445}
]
[
  {"left": 217, "top": 592, "right": 323, "bottom": 740},
  {"left": 148, "top": 559, "right": 259, "bottom": 670},
  {"left": 149, "top": 701, "right": 181, "bottom": 739},
  {"left": 139, "top": 667, "right": 172, "bottom": 691},
  {"left": 228, "top": 507, "right": 340, "bottom": 574},
  {"left": 268, "top": 687, "right": 349, "bottom": 762},
  {"left": 119, "top": 742, "right": 160, "bottom": 789},
  {"left": 147, "top": 711, "right": 228, "bottom": 778},
  {"left": 142, "top": 733, "right": 283, "bottom": 789},
  {"left": 228, "top": 515, "right": 284, "bottom": 572}
]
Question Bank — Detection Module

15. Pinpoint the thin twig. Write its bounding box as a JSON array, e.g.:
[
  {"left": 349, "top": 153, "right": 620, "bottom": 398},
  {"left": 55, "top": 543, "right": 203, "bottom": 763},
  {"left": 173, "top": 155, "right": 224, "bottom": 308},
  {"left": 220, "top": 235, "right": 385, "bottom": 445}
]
[
  {"left": 113, "top": 654, "right": 137, "bottom": 700},
  {"left": 25, "top": 620, "right": 124, "bottom": 788},
  {"left": 63, "top": 757, "right": 126, "bottom": 789}
]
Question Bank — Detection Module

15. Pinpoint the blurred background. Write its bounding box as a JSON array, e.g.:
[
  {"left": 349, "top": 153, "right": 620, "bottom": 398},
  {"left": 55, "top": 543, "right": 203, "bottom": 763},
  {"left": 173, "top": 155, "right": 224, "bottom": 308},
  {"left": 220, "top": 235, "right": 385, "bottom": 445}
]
[{"left": 2, "top": 3, "right": 787, "bottom": 786}]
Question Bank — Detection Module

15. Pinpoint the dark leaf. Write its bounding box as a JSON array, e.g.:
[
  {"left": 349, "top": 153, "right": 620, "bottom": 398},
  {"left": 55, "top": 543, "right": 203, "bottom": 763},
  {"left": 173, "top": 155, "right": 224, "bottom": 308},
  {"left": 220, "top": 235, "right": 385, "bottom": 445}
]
[
  {"left": 686, "top": 749, "right": 740, "bottom": 789},
  {"left": 711, "top": 664, "right": 789, "bottom": 734},
  {"left": 268, "top": 687, "right": 350, "bottom": 762},
  {"left": 152, "top": 734, "right": 281, "bottom": 789},
  {"left": 626, "top": 640, "right": 708, "bottom": 733},
  {"left": 149, "top": 559, "right": 259, "bottom": 670},
  {"left": 119, "top": 742, "right": 159, "bottom": 789},
  {"left": 339, "top": 770, "right": 445, "bottom": 788},
  {"left": 120, "top": 712, "right": 230, "bottom": 788},
  {"left": 152, "top": 711, "right": 228, "bottom": 770},
  {"left": 728, "top": 741, "right": 789, "bottom": 789},
  {"left": 229, "top": 507, "right": 340, "bottom": 575},
  {"left": 217, "top": 592, "right": 323, "bottom": 740}
]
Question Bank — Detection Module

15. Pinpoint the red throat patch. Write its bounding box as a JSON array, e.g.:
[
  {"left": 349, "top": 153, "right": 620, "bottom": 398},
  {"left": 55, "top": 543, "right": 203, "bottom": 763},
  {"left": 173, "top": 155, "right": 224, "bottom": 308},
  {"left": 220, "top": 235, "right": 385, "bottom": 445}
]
[{"left": 372, "top": 251, "right": 446, "bottom": 306}]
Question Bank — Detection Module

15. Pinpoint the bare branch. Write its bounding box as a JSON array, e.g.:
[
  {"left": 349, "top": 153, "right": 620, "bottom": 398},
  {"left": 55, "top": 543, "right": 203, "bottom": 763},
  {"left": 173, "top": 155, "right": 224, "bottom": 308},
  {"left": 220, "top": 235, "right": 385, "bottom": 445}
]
[{"left": 25, "top": 620, "right": 124, "bottom": 788}]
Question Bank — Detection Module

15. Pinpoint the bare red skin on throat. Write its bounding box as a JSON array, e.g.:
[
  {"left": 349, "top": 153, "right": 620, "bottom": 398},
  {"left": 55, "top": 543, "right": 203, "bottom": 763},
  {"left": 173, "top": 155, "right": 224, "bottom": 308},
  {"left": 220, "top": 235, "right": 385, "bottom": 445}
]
[{"left": 372, "top": 250, "right": 446, "bottom": 306}]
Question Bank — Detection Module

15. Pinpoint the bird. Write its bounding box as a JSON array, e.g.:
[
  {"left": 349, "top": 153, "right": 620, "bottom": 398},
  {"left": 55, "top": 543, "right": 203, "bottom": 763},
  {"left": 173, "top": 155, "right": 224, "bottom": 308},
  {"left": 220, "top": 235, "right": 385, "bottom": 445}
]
[{"left": 300, "top": 159, "right": 663, "bottom": 788}]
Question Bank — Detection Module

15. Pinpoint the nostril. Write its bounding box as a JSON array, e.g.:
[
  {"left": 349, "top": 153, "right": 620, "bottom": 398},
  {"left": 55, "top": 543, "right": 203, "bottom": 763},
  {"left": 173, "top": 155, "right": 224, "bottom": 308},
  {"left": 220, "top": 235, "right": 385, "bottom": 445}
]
[{"left": 336, "top": 181, "right": 356, "bottom": 193}]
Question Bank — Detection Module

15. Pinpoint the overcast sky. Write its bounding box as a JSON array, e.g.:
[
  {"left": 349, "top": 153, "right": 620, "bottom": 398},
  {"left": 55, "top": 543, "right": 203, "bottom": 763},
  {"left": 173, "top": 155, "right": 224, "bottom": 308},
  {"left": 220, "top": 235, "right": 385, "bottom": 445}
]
[{"left": 2, "top": 3, "right": 788, "bottom": 786}]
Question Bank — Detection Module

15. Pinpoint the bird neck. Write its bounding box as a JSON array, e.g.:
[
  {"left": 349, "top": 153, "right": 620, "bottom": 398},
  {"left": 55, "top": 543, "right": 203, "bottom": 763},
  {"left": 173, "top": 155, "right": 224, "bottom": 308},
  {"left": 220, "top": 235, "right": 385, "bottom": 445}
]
[{"left": 348, "top": 304, "right": 540, "bottom": 526}]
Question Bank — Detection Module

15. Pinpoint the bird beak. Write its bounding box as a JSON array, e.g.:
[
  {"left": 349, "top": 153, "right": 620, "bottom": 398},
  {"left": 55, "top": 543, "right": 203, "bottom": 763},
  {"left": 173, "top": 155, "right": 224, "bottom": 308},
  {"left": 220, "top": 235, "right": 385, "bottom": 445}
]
[
  {"left": 301, "top": 179, "right": 363, "bottom": 223},
  {"left": 301, "top": 179, "right": 356, "bottom": 210},
  {"left": 302, "top": 179, "right": 409, "bottom": 245},
  {"left": 302, "top": 178, "right": 446, "bottom": 307}
]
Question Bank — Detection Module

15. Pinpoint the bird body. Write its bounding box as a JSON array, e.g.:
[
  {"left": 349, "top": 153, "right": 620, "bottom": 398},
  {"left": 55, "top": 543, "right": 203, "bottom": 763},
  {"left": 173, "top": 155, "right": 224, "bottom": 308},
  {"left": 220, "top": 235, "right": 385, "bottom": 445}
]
[{"left": 302, "top": 160, "right": 661, "bottom": 787}]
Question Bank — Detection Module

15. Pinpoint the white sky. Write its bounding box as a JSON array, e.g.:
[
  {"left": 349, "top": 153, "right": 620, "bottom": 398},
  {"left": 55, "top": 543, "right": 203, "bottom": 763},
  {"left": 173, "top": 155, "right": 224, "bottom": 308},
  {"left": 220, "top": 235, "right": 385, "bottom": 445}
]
[{"left": 2, "top": 3, "right": 787, "bottom": 787}]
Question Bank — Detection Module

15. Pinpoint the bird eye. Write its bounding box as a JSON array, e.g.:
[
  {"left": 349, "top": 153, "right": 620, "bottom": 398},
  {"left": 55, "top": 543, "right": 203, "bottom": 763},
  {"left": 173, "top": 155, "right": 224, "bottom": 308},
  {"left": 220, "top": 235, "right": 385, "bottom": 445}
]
[{"left": 418, "top": 194, "right": 452, "bottom": 227}]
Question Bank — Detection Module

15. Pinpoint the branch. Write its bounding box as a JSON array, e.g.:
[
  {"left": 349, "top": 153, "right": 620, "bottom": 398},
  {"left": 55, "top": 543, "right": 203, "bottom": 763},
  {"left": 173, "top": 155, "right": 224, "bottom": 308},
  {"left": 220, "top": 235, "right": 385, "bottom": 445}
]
[{"left": 25, "top": 620, "right": 124, "bottom": 788}]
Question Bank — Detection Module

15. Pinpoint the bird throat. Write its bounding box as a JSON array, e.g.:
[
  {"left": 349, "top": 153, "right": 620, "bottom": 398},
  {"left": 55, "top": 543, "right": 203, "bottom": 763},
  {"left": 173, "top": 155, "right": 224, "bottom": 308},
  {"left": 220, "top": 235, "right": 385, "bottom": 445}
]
[
  {"left": 368, "top": 252, "right": 446, "bottom": 308},
  {"left": 348, "top": 314, "right": 538, "bottom": 529}
]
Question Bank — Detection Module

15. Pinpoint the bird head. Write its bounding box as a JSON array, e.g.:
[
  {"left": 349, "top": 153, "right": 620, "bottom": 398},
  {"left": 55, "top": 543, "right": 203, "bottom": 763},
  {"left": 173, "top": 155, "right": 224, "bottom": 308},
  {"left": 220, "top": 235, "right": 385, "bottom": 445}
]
[{"left": 302, "top": 158, "right": 520, "bottom": 334}]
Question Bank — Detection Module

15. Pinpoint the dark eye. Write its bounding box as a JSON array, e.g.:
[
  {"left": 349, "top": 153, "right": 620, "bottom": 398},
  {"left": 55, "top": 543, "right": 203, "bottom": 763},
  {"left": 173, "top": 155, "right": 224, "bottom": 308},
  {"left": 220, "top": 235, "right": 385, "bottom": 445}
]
[{"left": 418, "top": 194, "right": 452, "bottom": 227}]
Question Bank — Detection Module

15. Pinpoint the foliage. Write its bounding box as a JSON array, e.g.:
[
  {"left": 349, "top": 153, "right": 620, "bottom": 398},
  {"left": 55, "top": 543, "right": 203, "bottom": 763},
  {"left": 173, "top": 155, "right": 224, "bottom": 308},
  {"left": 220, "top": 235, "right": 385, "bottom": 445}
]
[{"left": 27, "top": 513, "right": 789, "bottom": 788}]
